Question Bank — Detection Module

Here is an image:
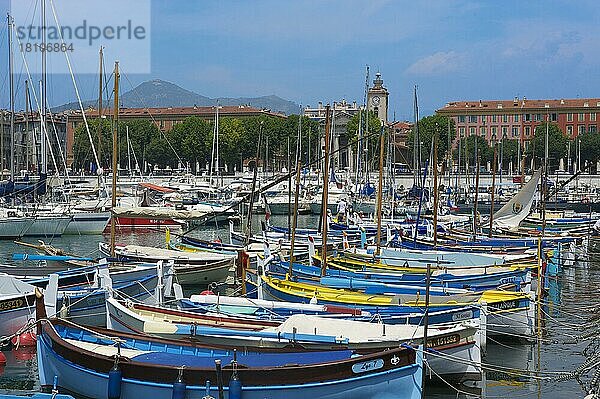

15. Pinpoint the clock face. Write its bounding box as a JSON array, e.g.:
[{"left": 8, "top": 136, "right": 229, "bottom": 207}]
[{"left": 372, "top": 96, "right": 380, "bottom": 105}]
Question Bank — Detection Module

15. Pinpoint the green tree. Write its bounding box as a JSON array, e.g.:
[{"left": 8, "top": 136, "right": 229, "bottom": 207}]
[
  {"left": 407, "top": 115, "right": 456, "bottom": 165},
  {"left": 578, "top": 131, "right": 600, "bottom": 170},
  {"left": 527, "top": 122, "right": 568, "bottom": 171},
  {"left": 454, "top": 135, "right": 493, "bottom": 169},
  {"left": 72, "top": 118, "right": 112, "bottom": 171},
  {"left": 499, "top": 139, "right": 518, "bottom": 168}
]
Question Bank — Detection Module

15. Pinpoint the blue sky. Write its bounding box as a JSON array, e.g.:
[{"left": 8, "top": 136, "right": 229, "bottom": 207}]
[{"left": 1, "top": 0, "right": 600, "bottom": 118}]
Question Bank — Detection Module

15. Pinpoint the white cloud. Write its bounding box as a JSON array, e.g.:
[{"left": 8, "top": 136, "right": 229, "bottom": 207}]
[{"left": 406, "top": 51, "right": 466, "bottom": 75}]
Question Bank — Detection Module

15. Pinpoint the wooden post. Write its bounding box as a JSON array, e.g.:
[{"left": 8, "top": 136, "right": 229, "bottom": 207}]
[
  {"left": 375, "top": 125, "right": 385, "bottom": 255},
  {"left": 289, "top": 160, "right": 302, "bottom": 275},
  {"left": 320, "top": 105, "right": 331, "bottom": 277}
]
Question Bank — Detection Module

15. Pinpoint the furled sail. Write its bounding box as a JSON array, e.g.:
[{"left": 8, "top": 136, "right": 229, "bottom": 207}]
[{"left": 493, "top": 168, "right": 542, "bottom": 229}]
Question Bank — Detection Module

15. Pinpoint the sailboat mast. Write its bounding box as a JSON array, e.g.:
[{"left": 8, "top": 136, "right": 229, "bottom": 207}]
[
  {"left": 26, "top": 80, "right": 31, "bottom": 171},
  {"left": 40, "top": 0, "right": 47, "bottom": 176},
  {"left": 433, "top": 126, "right": 439, "bottom": 247},
  {"left": 320, "top": 105, "right": 331, "bottom": 277},
  {"left": 375, "top": 125, "right": 385, "bottom": 255},
  {"left": 8, "top": 13, "right": 14, "bottom": 179},
  {"left": 97, "top": 47, "right": 104, "bottom": 169},
  {"left": 489, "top": 137, "right": 498, "bottom": 237},
  {"left": 473, "top": 144, "right": 480, "bottom": 239},
  {"left": 541, "top": 114, "right": 549, "bottom": 236},
  {"left": 245, "top": 122, "right": 262, "bottom": 243},
  {"left": 110, "top": 61, "right": 120, "bottom": 257}
]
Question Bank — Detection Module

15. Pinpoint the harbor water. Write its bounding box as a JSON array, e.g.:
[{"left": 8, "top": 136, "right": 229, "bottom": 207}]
[{"left": 0, "top": 214, "right": 596, "bottom": 399}]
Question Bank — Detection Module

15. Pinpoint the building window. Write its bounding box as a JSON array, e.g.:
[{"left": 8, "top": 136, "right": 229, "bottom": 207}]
[
  {"left": 567, "top": 125, "right": 573, "bottom": 136},
  {"left": 458, "top": 115, "right": 465, "bottom": 123},
  {"left": 480, "top": 126, "right": 486, "bottom": 136},
  {"left": 512, "top": 127, "right": 519, "bottom": 137},
  {"left": 469, "top": 127, "right": 476, "bottom": 136},
  {"left": 579, "top": 113, "right": 585, "bottom": 122},
  {"left": 534, "top": 114, "right": 543, "bottom": 122},
  {"left": 502, "top": 126, "right": 508, "bottom": 137},
  {"left": 491, "top": 126, "right": 497, "bottom": 136},
  {"left": 591, "top": 113, "right": 597, "bottom": 122},
  {"left": 590, "top": 125, "right": 598, "bottom": 133},
  {"left": 514, "top": 114, "right": 519, "bottom": 123},
  {"left": 525, "top": 126, "right": 531, "bottom": 136},
  {"left": 503, "top": 115, "right": 508, "bottom": 123},
  {"left": 579, "top": 125, "right": 586, "bottom": 134},
  {"left": 459, "top": 127, "right": 465, "bottom": 137},
  {"left": 469, "top": 115, "right": 478, "bottom": 123},
  {"left": 550, "top": 113, "right": 558, "bottom": 122},
  {"left": 492, "top": 115, "right": 497, "bottom": 123},
  {"left": 524, "top": 114, "right": 531, "bottom": 122},
  {"left": 524, "top": 141, "right": 530, "bottom": 151},
  {"left": 567, "top": 113, "right": 573, "bottom": 122}
]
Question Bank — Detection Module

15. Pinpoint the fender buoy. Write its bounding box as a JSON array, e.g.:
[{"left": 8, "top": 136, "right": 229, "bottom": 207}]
[
  {"left": 0, "top": 352, "right": 6, "bottom": 365},
  {"left": 199, "top": 290, "right": 214, "bottom": 296},
  {"left": 11, "top": 332, "right": 36, "bottom": 348}
]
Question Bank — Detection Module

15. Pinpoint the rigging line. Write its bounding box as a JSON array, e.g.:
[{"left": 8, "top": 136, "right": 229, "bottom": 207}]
[
  {"left": 46, "top": 103, "right": 72, "bottom": 183},
  {"left": 47, "top": 0, "right": 100, "bottom": 172},
  {"left": 118, "top": 66, "right": 186, "bottom": 169},
  {"left": 181, "top": 126, "right": 384, "bottom": 236}
]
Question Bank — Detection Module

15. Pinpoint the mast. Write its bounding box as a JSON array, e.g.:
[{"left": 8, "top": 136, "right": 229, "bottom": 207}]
[
  {"left": 489, "top": 136, "right": 498, "bottom": 237},
  {"left": 245, "top": 122, "right": 263, "bottom": 243},
  {"left": 289, "top": 115, "right": 303, "bottom": 273},
  {"left": 8, "top": 13, "right": 14, "bottom": 178},
  {"left": 97, "top": 47, "right": 104, "bottom": 170},
  {"left": 473, "top": 141, "right": 480, "bottom": 240},
  {"left": 40, "top": 0, "right": 47, "bottom": 176},
  {"left": 413, "top": 86, "right": 420, "bottom": 186},
  {"left": 110, "top": 61, "right": 120, "bottom": 257},
  {"left": 25, "top": 80, "right": 31, "bottom": 171},
  {"left": 126, "top": 126, "right": 132, "bottom": 173},
  {"left": 541, "top": 115, "right": 549, "bottom": 236},
  {"left": 287, "top": 136, "right": 291, "bottom": 236},
  {"left": 375, "top": 125, "right": 385, "bottom": 255},
  {"left": 433, "top": 125, "right": 439, "bottom": 247},
  {"left": 320, "top": 105, "right": 331, "bottom": 277}
]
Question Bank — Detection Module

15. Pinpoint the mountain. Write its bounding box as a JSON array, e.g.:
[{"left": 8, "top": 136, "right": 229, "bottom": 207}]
[{"left": 53, "top": 79, "right": 300, "bottom": 115}]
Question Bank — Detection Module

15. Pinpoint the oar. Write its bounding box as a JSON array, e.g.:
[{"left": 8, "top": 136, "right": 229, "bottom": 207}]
[{"left": 12, "top": 254, "right": 94, "bottom": 262}]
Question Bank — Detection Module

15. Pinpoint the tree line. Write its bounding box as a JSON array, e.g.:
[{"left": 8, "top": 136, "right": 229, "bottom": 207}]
[
  {"left": 72, "top": 115, "right": 320, "bottom": 174},
  {"left": 406, "top": 115, "right": 595, "bottom": 173}
]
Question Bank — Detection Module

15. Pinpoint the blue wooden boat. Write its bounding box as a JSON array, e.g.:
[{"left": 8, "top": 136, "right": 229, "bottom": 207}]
[
  {"left": 271, "top": 260, "right": 529, "bottom": 291},
  {"left": 35, "top": 292, "right": 423, "bottom": 399}
]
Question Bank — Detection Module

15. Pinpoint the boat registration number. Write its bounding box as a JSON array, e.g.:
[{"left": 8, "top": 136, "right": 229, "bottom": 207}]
[
  {"left": 352, "top": 359, "right": 384, "bottom": 374},
  {"left": 490, "top": 300, "right": 519, "bottom": 311},
  {"left": 0, "top": 297, "right": 26, "bottom": 312},
  {"left": 452, "top": 310, "right": 473, "bottom": 321},
  {"left": 427, "top": 334, "right": 459, "bottom": 348}
]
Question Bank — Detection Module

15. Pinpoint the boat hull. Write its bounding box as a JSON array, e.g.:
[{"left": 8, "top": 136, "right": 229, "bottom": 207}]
[
  {"left": 38, "top": 339, "right": 422, "bottom": 399},
  {"left": 0, "top": 217, "right": 34, "bottom": 239},
  {"left": 63, "top": 212, "right": 111, "bottom": 235},
  {"left": 24, "top": 216, "right": 71, "bottom": 238}
]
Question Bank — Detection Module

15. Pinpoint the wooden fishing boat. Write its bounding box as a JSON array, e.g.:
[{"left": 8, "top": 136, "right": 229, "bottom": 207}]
[
  {"left": 273, "top": 259, "right": 530, "bottom": 291},
  {"left": 257, "top": 272, "right": 534, "bottom": 339},
  {"left": 0, "top": 275, "right": 38, "bottom": 338},
  {"left": 106, "top": 297, "right": 482, "bottom": 381},
  {"left": 36, "top": 292, "right": 424, "bottom": 399},
  {"left": 99, "top": 243, "right": 235, "bottom": 286}
]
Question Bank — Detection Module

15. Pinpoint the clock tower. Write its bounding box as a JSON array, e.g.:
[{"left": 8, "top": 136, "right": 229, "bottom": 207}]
[{"left": 367, "top": 72, "right": 389, "bottom": 124}]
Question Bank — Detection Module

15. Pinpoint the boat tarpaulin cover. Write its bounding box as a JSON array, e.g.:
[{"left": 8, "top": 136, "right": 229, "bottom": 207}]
[
  {"left": 139, "top": 183, "right": 175, "bottom": 193},
  {"left": 112, "top": 206, "right": 208, "bottom": 220}
]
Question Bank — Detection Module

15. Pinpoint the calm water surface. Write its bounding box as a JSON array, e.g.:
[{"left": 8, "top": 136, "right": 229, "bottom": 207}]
[{"left": 0, "top": 215, "right": 596, "bottom": 398}]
